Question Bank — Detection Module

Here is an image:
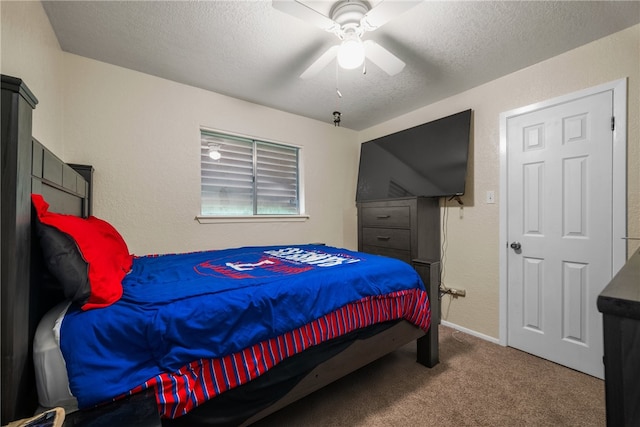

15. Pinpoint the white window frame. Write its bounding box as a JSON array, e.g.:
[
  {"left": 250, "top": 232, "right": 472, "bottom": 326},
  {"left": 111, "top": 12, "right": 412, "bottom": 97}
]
[{"left": 196, "top": 128, "right": 307, "bottom": 223}]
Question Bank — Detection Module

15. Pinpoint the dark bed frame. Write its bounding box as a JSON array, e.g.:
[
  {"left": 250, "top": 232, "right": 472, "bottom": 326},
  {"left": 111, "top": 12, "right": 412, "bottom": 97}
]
[{"left": 1, "top": 75, "right": 439, "bottom": 425}]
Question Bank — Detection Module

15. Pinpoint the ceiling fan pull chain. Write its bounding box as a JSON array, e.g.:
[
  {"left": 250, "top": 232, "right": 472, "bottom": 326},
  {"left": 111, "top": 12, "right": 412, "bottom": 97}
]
[{"left": 336, "top": 62, "right": 342, "bottom": 98}]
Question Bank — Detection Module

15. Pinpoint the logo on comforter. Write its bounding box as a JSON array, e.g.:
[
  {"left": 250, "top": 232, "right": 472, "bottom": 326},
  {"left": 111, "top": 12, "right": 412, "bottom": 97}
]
[{"left": 194, "top": 247, "right": 361, "bottom": 279}]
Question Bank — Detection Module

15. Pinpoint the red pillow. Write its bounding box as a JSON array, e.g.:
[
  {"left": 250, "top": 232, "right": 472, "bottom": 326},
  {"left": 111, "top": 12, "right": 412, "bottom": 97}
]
[{"left": 32, "top": 194, "right": 132, "bottom": 310}]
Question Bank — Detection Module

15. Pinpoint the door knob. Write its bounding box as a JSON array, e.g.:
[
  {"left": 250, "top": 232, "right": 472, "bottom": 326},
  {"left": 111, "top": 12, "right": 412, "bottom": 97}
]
[{"left": 510, "top": 241, "right": 521, "bottom": 250}]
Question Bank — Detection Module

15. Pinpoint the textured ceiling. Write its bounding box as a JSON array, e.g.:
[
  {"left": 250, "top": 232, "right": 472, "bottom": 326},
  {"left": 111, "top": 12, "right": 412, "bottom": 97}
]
[{"left": 42, "top": 1, "right": 640, "bottom": 130}]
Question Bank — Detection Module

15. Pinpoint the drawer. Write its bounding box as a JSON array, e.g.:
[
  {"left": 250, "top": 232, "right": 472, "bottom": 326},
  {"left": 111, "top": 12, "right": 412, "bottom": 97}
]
[
  {"left": 361, "top": 206, "right": 411, "bottom": 228},
  {"left": 362, "top": 227, "right": 411, "bottom": 251},
  {"left": 361, "top": 245, "right": 411, "bottom": 264}
]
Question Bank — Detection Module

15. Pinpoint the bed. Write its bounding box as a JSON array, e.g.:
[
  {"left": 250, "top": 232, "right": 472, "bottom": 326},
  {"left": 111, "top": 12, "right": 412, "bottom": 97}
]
[{"left": 1, "top": 74, "right": 440, "bottom": 426}]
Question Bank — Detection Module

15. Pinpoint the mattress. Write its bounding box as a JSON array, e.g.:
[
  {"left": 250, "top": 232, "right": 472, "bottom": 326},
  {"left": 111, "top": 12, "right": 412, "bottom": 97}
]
[{"left": 33, "top": 301, "right": 78, "bottom": 411}]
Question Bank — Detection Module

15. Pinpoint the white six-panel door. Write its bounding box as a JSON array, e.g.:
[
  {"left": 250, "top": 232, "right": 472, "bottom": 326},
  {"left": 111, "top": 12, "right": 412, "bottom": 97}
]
[{"left": 502, "top": 83, "right": 626, "bottom": 379}]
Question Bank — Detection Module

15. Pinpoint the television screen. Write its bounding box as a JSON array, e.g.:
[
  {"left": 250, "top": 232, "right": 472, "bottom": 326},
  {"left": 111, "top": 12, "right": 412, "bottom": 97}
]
[{"left": 356, "top": 109, "right": 472, "bottom": 202}]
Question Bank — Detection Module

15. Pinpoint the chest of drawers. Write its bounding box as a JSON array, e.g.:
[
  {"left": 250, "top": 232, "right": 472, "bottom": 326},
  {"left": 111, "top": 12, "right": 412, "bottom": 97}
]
[
  {"left": 357, "top": 197, "right": 440, "bottom": 264},
  {"left": 597, "top": 248, "right": 640, "bottom": 426}
]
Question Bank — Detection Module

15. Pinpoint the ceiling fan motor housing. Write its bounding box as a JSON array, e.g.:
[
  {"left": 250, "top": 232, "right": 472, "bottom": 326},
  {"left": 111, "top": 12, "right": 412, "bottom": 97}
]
[{"left": 331, "top": 0, "right": 370, "bottom": 34}]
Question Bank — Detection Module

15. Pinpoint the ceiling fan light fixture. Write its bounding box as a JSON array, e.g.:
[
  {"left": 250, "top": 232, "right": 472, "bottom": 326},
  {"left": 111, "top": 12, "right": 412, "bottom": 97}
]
[{"left": 337, "top": 38, "right": 365, "bottom": 70}]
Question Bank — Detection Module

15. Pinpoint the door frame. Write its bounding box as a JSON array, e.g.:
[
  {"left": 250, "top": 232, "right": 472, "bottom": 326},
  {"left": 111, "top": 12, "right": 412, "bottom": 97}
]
[{"left": 498, "top": 79, "right": 628, "bottom": 345}]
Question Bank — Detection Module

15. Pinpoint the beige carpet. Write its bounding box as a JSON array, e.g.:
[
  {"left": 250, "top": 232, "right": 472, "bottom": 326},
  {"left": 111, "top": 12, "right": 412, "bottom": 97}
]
[{"left": 253, "top": 326, "right": 605, "bottom": 426}]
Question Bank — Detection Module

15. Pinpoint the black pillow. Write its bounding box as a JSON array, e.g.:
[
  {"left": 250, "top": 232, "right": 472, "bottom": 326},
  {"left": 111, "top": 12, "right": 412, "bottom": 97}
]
[{"left": 36, "top": 221, "right": 91, "bottom": 305}]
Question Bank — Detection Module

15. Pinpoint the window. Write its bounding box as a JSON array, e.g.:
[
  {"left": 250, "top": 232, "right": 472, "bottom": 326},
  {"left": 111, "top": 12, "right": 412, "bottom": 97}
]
[{"left": 200, "top": 130, "right": 301, "bottom": 216}]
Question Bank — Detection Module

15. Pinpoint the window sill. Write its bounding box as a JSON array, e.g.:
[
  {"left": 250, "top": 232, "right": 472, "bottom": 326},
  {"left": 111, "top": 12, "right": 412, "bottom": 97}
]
[{"left": 196, "top": 214, "right": 310, "bottom": 224}]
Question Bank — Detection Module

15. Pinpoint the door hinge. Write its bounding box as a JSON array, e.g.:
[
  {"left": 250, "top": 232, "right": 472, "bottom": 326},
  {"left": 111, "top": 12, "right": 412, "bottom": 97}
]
[{"left": 611, "top": 116, "right": 615, "bottom": 131}]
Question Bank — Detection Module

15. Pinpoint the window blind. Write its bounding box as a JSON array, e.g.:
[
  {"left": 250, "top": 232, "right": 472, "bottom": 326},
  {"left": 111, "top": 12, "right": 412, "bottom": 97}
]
[{"left": 201, "top": 131, "right": 299, "bottom": 216}]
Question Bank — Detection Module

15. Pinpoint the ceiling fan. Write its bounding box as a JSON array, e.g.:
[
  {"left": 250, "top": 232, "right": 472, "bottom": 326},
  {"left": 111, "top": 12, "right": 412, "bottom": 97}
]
[{"left": 272, "top": 0, "right": 422, "bottom": 79}]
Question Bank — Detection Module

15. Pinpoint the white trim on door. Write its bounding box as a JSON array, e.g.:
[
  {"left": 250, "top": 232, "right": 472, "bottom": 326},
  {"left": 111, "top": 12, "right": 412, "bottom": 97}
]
[{"left": 498, "top": 78, "right": 628, "bottom": 346}]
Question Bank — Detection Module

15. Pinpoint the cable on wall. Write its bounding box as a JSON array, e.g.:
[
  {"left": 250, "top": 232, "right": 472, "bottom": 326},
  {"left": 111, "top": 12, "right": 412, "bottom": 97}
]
[
  {"left": 440, "top": 195, "right": 465, "bottom": 313},
  {"left": 440, "top": 197, "right": 450, "bottom": 300}
]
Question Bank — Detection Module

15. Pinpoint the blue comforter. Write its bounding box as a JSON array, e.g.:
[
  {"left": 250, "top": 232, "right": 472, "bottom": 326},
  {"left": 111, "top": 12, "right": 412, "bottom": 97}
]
[{"left": 60, "top": 245, "right": 427, "bottom": 408}]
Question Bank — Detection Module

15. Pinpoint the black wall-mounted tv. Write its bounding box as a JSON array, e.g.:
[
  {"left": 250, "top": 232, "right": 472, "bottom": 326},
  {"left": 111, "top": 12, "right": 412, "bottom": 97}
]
[{"left": 356, "top": 109, "right": 472, "bottom": 202}]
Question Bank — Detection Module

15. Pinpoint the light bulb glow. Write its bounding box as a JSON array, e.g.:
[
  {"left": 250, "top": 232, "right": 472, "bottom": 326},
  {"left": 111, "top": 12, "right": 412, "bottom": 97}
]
[
  {"left": 337, "top": 39, "right": 365, "bottom": 70},
  {"left": 208, "top": 146, "right": 221, "bottom": 160}
]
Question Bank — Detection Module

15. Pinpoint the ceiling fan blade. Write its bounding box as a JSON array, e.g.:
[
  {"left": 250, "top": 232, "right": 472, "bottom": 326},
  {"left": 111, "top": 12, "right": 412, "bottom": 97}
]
[
  {"left": 362, "top": 0, "right": 423, "bottom": 31},
  {"left": 363, "top": 40, "right": 405, "bottom": 76},
  {"left": 300, "top": 45, "right": 339, "bottom": 79},
  {"left": 272, "top": 0, "right": 338, "bottom": 32}
]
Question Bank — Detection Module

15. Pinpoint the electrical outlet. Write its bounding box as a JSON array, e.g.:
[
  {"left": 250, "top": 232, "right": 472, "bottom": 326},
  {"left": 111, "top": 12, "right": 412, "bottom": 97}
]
[
  {"left": 448, "top": 288, "right": 467, "bottom": 298},
  {"left": 486, "top": 191, "right": 495, "bottom": 204}
]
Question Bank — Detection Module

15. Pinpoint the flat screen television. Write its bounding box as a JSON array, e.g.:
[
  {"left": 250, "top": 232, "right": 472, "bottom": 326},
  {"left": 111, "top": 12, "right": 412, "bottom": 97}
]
[{"left": 356, "top": 109, "right": 472, "bottom": 202}]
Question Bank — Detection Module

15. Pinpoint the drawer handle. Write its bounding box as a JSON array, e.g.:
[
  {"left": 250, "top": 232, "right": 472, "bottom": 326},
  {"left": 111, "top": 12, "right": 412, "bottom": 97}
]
[
  {"left": 376, "top": 215, "right": 391, "bottom": 219},
  {"left": 376, "top": 236, "right": 391, "bottom": 241}
]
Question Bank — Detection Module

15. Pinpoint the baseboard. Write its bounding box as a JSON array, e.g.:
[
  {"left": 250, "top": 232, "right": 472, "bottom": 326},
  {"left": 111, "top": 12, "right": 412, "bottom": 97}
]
[{"left": 440, "top": 320, "right": 501, "bottom": 345}]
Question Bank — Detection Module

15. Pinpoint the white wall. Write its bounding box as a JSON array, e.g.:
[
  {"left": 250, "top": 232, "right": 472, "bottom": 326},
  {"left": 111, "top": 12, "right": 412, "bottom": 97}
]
[
  {"left": 360, "top": 24, "right": 640, "bottom": 339},
  {"left": 0, "top": 0, "right": 65, "bottom": 155},
  {"left": 61, "top": 55, "right": 359, "bottom": 255}
]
